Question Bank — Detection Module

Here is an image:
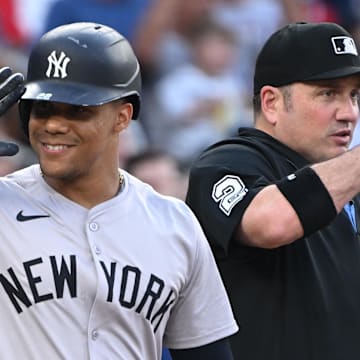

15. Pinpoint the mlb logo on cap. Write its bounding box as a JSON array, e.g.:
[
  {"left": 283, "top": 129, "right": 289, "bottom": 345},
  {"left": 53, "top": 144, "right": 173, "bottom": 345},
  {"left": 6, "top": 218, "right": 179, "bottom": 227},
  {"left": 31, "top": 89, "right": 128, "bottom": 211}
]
[{"left": 331, "top": 36, "right": 358, "bottom": 56}]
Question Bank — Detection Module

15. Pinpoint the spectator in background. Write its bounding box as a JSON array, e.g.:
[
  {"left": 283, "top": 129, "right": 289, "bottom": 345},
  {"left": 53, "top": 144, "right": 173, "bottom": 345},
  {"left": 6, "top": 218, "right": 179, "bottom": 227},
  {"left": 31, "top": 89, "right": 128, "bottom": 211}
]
[
  {"left": 42, "top": 0, "right": 151, "bottom": 43},
  {"left": 133, "top": 0, "right": 220, "bottom": 150},
  {"left": 152, "top": 19, "right": 251, "bottom": 167},
  {"left": 0, "top": 0, "right": 57, "bottom": 48},
  {"left": 211, "top": 0, "right": 287, "bottom": 94},
  {"left": 282, "top": 0, "right": 340, "bottom": 23},
  {"left": 117, "top": 120, "right": 149, "bottom": 169},
  {"left": 124, "top": 150, "right": 188, "bottom": 201},
  {"left": 0, "top": 0, "right": 28, "bottom": 47},
  {"left": 133, "top": 0, "right": 216, "bottom": 83}
]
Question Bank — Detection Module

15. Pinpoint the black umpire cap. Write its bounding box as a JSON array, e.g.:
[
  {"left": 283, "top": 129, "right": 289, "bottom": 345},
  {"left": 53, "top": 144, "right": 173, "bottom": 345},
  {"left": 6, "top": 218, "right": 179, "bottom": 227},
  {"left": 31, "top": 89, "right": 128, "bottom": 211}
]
[{"left": 253, "top": 22, "right": 360, "bottom": 95}]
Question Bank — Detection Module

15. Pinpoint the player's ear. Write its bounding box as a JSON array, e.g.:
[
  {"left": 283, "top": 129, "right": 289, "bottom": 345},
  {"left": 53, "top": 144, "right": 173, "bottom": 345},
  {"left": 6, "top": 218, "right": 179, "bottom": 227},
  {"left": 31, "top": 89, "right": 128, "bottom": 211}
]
[{"left": 113, "top": 101, "right": 132, "bottom": 132}]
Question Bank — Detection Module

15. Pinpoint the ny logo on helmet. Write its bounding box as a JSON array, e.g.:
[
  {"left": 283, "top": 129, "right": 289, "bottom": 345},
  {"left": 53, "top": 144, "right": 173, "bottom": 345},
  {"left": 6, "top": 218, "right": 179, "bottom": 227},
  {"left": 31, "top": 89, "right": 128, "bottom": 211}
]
[{"left": 46, "top": 51, "right": 71, "bottom": 78}]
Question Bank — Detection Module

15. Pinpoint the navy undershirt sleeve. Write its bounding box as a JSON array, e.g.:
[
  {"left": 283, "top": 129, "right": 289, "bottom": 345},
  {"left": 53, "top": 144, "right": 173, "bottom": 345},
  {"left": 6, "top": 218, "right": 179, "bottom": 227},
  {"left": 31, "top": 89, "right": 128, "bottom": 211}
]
[{"left": 169, "top": 338, "right": 233, "bottom": 360}]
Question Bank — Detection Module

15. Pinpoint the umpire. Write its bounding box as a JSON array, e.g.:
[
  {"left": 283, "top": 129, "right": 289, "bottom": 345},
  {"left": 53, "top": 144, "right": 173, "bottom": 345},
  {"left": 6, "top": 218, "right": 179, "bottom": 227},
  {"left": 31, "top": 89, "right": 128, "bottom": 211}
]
[{"left": 186, "top": 21, "right": 360, "bottom": 360}]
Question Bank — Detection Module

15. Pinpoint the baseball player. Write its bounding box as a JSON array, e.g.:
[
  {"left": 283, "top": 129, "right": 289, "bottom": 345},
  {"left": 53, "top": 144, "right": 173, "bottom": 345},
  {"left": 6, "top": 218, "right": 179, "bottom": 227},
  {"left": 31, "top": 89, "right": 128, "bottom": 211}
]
[
  {"left": 186, "top": 22, "right": 360, "bottom": 360},
  {"left": 0, "top": 23, "right": 238, "bottom": 359}
]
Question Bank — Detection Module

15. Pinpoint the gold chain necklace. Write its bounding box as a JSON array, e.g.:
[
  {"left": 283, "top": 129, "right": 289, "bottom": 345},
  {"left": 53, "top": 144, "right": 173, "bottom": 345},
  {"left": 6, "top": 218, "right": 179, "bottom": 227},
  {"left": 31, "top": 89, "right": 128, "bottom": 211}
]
[
  {"left": 40, "top": 170, "right": 125, "bottom": 193},
  {"left": 118, "top": 171, "right": 125, "bottom": 194}
]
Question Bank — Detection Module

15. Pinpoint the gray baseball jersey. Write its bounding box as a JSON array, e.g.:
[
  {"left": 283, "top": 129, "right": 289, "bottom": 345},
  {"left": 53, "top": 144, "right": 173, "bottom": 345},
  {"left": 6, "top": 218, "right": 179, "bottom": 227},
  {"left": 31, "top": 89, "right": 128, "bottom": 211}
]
[{"left": 0, "top": 165, "right": 238, "bottom": 359}]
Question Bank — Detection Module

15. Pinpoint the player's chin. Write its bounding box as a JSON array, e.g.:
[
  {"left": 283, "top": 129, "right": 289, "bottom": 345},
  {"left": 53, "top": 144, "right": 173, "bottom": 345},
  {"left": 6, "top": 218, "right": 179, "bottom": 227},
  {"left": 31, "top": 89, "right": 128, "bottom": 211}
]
[{"left": 39, "top": 159, "right": 72, "bottom": 179}]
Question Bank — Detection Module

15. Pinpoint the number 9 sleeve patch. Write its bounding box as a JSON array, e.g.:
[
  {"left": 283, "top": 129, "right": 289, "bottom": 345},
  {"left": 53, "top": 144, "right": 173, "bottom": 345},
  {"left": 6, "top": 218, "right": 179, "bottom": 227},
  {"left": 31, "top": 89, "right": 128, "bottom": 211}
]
[{"left": 211, "top": 175, "right": 248, "bottom": 216}]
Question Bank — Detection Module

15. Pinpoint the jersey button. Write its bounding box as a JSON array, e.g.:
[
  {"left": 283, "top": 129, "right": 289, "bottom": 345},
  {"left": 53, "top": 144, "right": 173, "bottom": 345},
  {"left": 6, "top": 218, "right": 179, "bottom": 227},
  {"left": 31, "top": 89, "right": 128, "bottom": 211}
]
[
  {"left": 89, "top": 222, "right": 99, "bottom": 231},
  {"left": 91, "top": 330, "right": 99, "bottom": 340},
  {"left": 94, "top": 245, "right": 101, "bottom": 255}
]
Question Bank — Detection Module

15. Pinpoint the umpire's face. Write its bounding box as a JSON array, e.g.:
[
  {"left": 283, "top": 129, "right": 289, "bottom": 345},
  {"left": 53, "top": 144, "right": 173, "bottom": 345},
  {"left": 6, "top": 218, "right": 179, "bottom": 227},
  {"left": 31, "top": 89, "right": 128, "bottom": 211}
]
[
  {"left": 28, "top": 100, "right": 132, "bottom": 184},
  {"left": 260, "top": 75, "right": 360, "bottom": 163}
]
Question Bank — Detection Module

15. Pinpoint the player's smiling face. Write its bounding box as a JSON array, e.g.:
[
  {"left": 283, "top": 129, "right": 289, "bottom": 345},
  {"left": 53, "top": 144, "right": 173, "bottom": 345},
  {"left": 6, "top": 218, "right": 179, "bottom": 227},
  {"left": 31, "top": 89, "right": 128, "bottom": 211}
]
[
  {"left": 265, "top": 76, "right": 360, "bottom": 163},
  {"left": 28, "top": 100, "right": 130, "bottom": 182}
]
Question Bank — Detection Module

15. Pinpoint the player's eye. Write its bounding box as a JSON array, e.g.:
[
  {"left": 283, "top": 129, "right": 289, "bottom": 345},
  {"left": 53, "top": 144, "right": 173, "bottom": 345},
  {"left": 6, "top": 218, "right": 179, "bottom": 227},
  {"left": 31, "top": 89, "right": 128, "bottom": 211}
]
[
  {"left": 68, "top": 105, "right": 92, "bottom": 118},
  {"left": 31, "top": 101, "right": 53, "bottom": 118}
]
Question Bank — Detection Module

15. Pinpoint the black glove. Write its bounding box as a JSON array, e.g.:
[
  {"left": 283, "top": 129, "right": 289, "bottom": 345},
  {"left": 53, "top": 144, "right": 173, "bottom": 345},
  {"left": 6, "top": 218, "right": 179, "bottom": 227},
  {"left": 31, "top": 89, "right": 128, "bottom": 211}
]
[{"left": 0, "top": 67, "right": 25, "bottom": 156}]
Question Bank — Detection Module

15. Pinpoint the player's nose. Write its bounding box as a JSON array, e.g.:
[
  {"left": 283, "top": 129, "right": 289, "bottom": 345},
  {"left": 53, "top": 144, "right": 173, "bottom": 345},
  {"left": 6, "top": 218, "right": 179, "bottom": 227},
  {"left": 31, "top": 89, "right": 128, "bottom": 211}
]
[{"left": 43, "top": 115, "right": 70, "bottom": 134}]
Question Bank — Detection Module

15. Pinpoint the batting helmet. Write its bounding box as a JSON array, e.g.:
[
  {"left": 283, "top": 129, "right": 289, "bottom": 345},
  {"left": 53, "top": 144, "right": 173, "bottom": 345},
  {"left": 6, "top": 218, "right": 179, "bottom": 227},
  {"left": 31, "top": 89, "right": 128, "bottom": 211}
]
[{"left": 19, "top": 22, "right": 141, "bottom": 133}]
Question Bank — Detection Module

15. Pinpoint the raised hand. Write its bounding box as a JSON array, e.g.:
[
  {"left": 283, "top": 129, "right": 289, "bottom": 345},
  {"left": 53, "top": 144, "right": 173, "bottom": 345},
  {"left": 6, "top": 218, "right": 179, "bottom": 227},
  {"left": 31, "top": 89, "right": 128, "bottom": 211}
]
[
  {"left": 0, "top": 67, "right": 24, "bottom": 116},
  {"left": 0, "top": 67, "right": 25, "bottom": 156}
]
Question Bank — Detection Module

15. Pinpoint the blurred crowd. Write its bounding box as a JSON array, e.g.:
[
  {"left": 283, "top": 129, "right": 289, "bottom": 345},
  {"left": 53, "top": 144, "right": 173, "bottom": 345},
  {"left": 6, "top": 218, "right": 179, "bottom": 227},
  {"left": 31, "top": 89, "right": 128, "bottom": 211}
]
[{"left": 0, "top": 0, "right": 359, "bottom": 200}]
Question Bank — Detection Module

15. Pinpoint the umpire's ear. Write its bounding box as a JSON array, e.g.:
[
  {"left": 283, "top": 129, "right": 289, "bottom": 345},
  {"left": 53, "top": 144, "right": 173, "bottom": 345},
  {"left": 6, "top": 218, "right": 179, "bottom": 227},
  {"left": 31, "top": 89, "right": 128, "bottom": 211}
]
[
  {"left": 260, "top": 85, "right": 283, "bottom": 126},
  {"left": 113, "top": 101, "right": 133, "bottom": 133}
]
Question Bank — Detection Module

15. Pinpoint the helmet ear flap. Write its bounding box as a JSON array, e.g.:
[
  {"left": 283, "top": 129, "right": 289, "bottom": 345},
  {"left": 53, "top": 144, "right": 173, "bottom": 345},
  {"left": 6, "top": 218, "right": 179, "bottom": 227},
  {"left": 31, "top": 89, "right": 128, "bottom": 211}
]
[{"left": 18, "top": 100, "right": 32, "bottom": 137}]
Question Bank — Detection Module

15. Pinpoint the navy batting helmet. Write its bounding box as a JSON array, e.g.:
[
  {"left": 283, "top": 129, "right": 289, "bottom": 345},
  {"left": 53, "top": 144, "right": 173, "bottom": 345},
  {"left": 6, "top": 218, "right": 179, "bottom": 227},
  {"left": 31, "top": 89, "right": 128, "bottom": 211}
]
[{"left": 19, "top": 22, "right": 141, "bottom": 133}]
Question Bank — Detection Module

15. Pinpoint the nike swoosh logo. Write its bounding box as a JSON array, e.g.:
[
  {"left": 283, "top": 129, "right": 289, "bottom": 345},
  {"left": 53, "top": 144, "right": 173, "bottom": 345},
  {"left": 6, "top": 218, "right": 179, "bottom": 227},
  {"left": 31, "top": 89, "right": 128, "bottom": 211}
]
[{"left": 16, "top": 210, "right": 50, "bottom": 222}]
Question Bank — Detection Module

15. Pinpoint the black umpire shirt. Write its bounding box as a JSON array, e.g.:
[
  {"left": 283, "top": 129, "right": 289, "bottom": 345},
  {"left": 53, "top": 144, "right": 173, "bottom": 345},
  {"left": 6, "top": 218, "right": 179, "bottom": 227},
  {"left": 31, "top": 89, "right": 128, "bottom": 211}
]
[{"left": 186, "top": 127, "right": 360, "bottom": 360}]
